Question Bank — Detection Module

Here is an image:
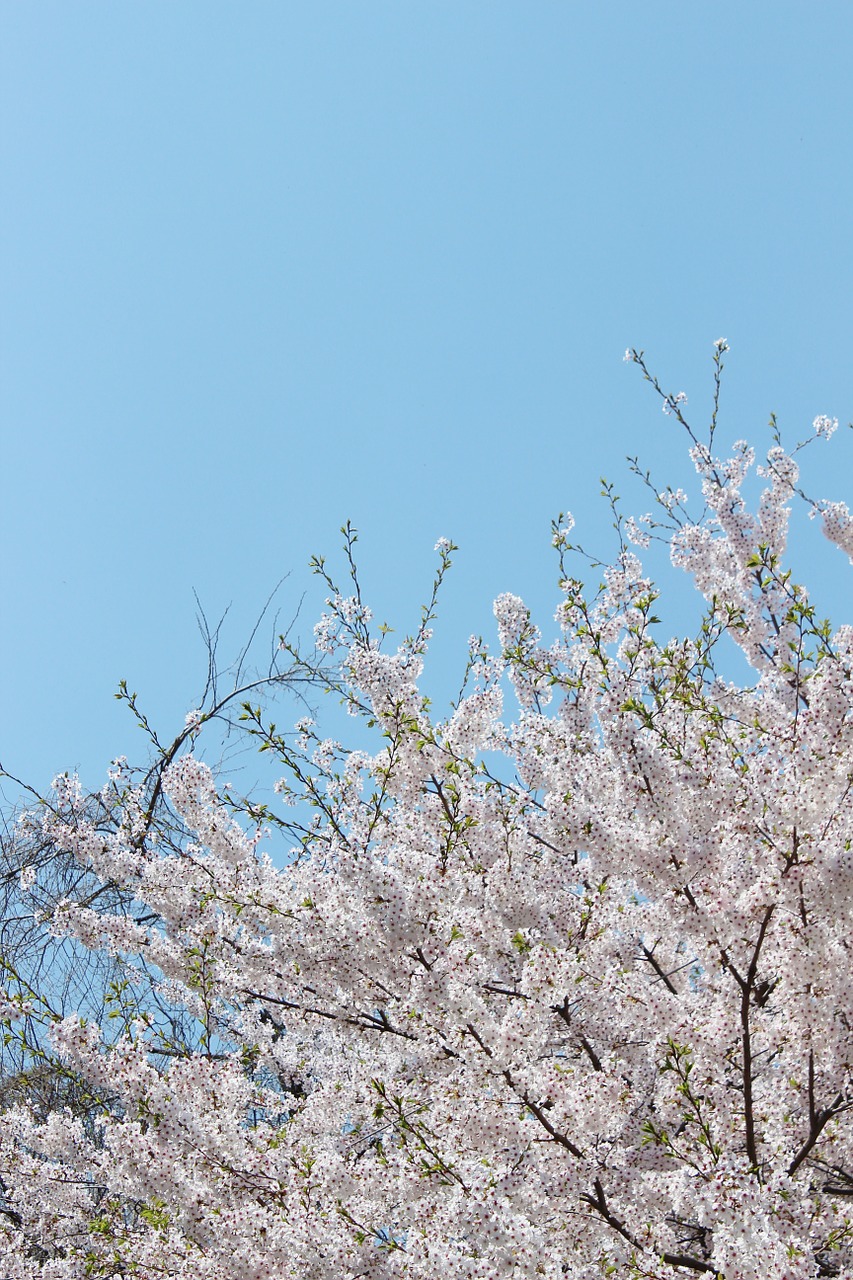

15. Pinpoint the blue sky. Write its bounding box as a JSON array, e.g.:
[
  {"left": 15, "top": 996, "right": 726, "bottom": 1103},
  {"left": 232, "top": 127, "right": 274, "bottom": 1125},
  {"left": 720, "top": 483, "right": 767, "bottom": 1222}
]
[{"left": 3, "top": 2, "right": 853, "bottom": 797}]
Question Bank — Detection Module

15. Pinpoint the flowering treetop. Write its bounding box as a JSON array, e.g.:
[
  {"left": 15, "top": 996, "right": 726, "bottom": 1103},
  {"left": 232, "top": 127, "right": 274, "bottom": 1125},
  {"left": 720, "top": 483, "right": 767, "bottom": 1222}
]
[{"left": 1, "top": 345, "right": 852, "bottom": 1279}]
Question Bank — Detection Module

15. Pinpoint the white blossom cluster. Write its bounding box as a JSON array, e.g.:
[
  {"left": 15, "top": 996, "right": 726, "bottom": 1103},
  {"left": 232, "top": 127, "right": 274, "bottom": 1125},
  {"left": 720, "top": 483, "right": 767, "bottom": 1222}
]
[{"left": 1, "top": 430, "right": 852, "bottom": 1278}]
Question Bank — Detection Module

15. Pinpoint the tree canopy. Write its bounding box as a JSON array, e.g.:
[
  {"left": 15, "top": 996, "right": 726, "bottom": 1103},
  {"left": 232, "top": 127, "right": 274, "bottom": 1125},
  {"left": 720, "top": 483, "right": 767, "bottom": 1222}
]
[{"left": 2, "top": 347, "right": 852, "bottom": 1279}]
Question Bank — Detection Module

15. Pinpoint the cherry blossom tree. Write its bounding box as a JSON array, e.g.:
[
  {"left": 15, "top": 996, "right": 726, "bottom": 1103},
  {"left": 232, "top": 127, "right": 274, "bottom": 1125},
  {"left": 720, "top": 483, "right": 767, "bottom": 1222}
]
[{"left": 2, "top": 344, "right": 853, "bottom": 1278}]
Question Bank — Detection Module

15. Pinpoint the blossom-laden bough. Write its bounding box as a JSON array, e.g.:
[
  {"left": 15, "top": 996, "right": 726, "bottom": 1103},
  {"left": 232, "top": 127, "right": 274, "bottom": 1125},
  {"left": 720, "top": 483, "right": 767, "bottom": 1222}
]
[{"left": 1, "top": 344, "right": 852, "bottom": 1279}]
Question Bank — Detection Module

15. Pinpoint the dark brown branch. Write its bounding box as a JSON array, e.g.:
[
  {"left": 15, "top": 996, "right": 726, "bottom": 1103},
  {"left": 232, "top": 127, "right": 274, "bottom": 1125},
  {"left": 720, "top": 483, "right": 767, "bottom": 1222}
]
[
  {"left": 578, "top": 1035, "right": 603, "bottom": 1072},
  {"left": 507, "top": 1078, "right": 585, "bottom": 1160},
  {"left": 640, "top": 940, "right": 679, "bottom": 995},
  {"left": 463, "top": 1021, "right": 585, "bottom": 1159},
  {"left": 722, "top": 905, "right": 775, "bottom": 1172},
  {"left": 581, "top": 1177, "right": 720, "bottom": 1275},
  {"left": 240, "top": 989, "right": 417, "bottom": 1041},
  {"left": 553, "top": 997, "right": 603, "bottom": 1070},
  {"left": 788, "top": 1050, "right": 845, "bottom": 1177}
]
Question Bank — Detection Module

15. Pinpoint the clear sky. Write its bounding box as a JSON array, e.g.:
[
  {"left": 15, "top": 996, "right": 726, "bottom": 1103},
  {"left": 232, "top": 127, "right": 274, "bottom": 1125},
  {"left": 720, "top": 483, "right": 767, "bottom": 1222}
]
[{"left": 3, "top": 2, "right": 853, "bottom": 797}]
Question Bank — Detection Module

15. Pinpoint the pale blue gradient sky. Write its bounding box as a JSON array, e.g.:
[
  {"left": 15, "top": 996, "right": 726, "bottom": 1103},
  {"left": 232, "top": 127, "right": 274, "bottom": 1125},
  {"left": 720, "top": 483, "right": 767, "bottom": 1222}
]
[{"left": 3, "top": 2, "right": 853, "bottom": 794}]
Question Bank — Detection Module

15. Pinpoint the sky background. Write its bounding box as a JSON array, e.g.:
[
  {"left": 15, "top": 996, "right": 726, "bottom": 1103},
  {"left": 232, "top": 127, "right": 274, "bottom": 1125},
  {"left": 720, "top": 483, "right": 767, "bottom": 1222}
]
[{"left": 3, "top": 2, "right": 853, "bottom": 801}]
